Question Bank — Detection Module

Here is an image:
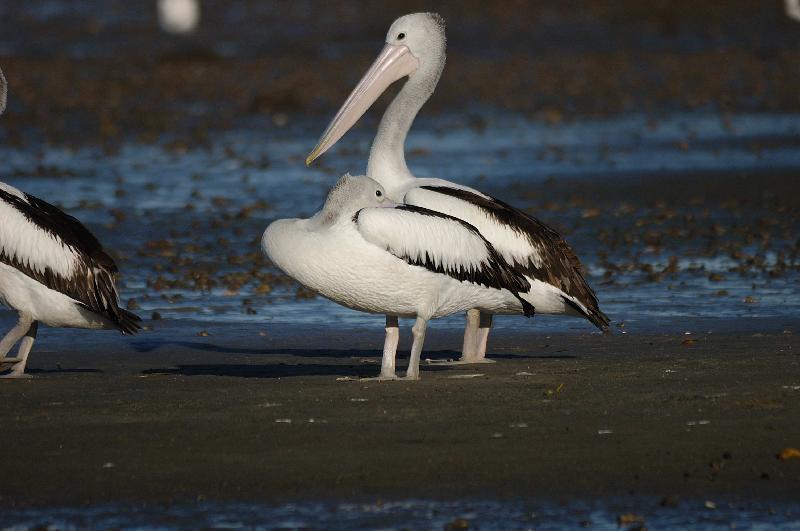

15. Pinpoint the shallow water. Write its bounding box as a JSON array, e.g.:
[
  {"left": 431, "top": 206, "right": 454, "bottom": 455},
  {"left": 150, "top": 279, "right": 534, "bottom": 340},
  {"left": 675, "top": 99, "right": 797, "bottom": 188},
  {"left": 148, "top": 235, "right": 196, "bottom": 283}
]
[
  {"left": 2, "top": 497, "right": 799, "bottom": 530},
  {"left": 1, "top": 110, "right": 798, "bottom": 334}
]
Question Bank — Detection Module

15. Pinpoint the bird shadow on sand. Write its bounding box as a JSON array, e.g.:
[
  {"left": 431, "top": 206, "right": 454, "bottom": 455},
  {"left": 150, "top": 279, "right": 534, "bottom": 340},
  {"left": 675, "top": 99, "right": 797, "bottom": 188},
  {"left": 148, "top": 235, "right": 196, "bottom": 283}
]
[
  {"left": 130, "top": 339, "right": 575, "bottom": 360},
  {"left": 482, "top": 353, "right": 577, "bottom": 360},
  {"left": 130, "top": 339, "right": 269, "bottom": 355},
  {"left": 133, "top": 339, "right": 438, "bottom": 360},
  {"left": 141, "top": 360, "right": 450, "bottom": 379},
  {"left": 27, "top": 368, "right": 103, "bottom": 375},
  {"left": 139, "top": 347, "right": 575, "bottom": 378}
]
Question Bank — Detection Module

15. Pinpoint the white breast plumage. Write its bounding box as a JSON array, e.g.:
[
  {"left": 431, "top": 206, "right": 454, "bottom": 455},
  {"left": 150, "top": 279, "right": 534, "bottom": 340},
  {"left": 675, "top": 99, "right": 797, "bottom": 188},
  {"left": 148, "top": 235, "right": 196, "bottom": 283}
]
[{"left": 263, "top": 174, "right": 535, "bottom": 380}]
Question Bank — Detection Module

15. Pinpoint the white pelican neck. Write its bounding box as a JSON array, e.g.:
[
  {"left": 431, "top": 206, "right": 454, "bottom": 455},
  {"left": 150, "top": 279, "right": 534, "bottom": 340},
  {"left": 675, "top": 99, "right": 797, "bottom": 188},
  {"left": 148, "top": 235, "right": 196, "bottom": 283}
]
[{"left": 366, "top": 48, "right": 445, "bottom": 191}]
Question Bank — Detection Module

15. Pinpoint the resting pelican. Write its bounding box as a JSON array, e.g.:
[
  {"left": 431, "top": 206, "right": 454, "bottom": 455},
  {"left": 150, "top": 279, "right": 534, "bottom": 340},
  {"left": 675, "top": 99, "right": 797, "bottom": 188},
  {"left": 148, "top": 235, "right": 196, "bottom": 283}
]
[
  {"left": 0, "top": 67, "right": 141, "bottom": 378},
  {"left": 306, "top": 13, "right": 609, "bottom": 363},
  {"left": 262, "top": 174, "right": 534, "bottom": 380}
]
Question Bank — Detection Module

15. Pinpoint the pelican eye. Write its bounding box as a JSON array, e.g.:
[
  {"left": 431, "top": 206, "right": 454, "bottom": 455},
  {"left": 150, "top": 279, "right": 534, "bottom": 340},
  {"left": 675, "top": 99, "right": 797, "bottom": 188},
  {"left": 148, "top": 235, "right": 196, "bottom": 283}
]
[
  {"left": 397, "top": 32, "right": 405, "bottom": 40},
  {"left": 375, "top": 190, "right": 383, "bottom": 197}
]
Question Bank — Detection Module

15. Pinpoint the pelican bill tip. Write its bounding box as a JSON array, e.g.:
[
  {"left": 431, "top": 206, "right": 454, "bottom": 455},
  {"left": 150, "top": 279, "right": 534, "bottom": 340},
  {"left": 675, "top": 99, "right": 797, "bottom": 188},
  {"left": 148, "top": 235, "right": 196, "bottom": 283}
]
[{"left": 305, "top": 146, "right": 322, "bottom": 166}]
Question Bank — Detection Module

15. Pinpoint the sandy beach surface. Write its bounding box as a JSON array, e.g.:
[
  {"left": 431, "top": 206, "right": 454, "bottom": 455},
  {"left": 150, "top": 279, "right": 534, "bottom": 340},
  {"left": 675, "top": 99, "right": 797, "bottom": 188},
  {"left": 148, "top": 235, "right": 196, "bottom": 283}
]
[{"left": 0, "top": 322, "right": 797, "bottom": 508}]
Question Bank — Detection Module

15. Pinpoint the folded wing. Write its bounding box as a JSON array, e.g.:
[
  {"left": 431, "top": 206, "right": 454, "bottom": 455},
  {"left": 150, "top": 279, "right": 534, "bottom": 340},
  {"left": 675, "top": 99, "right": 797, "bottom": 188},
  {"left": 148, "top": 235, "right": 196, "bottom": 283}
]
[
  {"left": 354, "top": 204, "right": 534, "bottom": 316},
  {"left": 0, "top": 184, "right": 140, "bottom": 333},
  {"left": 405, "top": 186, "right": 609, "bottom": 330}
]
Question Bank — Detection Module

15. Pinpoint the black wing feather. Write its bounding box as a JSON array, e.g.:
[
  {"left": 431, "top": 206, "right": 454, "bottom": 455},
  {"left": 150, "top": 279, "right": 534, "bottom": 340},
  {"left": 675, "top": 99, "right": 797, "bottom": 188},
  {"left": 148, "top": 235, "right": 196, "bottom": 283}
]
[
  {"left": 0, "top": 188, "right": 141, "bottom": 334},
  {"left": 419, "top": 186, "right": 609, "bottom": 330}
]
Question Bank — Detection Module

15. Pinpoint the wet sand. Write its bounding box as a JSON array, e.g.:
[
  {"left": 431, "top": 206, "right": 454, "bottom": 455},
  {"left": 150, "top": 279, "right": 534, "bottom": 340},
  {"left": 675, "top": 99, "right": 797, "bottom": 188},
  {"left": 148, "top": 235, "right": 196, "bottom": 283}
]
[{"left": 0, "top": 322, "right": 798, "bottom": 507}]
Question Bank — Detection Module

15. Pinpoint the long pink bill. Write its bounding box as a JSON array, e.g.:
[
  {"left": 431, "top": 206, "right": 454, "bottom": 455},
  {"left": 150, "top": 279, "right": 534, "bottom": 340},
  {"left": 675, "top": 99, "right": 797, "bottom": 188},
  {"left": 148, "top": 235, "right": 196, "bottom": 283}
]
[{"left": 306, "top": 44, "right": 419, "bottom": 166}]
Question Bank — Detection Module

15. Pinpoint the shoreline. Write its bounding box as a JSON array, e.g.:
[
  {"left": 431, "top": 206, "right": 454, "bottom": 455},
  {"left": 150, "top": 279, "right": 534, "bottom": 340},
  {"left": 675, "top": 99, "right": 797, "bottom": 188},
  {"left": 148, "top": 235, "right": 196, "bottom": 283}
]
[{"left": 0, "top": 323, "right": 797, "bottom": 508}]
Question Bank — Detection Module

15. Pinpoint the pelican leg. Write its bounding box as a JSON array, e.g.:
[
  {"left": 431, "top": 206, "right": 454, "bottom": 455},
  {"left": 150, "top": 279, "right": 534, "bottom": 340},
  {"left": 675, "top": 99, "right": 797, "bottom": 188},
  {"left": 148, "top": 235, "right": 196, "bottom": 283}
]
[
  {"left": 0, "top": 313, "right": 32, "bottom": 357},
  {"left": 426, "top": 310, "right": 481, "bottom": 365},
  {"left": 473, "top": 312, "right": 496, "bottom": 363},
  {"left": 428, "top": 310, "right": 496, "bottom": 365},
  {"left": 461, "top": 309, "right": 480, "bottom": 358},
  {"left": 381, "top": 315, "right": 400, "bottom": 377},
  {"left": 0, "top": 315, "right": 36, "bottom": 379},
  {"left": 361, "top": 315, "right": 400, "bottom": 381},
  {"left": 404, "top": 316, "right": 428, "bottom": 380},
  {"left": 455, "top": 311, "right": 496, "bottom": 363}
]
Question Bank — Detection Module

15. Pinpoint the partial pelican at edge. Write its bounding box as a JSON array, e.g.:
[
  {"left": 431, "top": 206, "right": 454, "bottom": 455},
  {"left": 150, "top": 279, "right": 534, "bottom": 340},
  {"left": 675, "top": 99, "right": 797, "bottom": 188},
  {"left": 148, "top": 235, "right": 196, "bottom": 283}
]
[{"left": 0, "top": 67, "right": 141, "bottom": 378}]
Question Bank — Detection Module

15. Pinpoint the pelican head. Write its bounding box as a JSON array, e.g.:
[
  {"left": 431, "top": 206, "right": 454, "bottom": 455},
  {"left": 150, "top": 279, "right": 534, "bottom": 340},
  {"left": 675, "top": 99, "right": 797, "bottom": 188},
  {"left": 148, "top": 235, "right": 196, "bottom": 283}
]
[
  {"left": 319, "top": 174, "right": 395, "bottom": 224},
  {"left": 0, "top": 67, "right": 7, "bottom": 116},
  {"left": 384, "top": 12, "right": 446, "bottom": 76},
  {"left": 306, "top": 13, "right": 446, "bottom": 166}
]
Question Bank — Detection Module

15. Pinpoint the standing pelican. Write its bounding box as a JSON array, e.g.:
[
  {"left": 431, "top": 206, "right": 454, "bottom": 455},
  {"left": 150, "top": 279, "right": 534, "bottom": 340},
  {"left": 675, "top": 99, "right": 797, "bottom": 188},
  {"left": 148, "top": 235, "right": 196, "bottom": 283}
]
[
  {"left": 0, "top": 67, "right": 141, "bottom": 378},
  {"left": 262, "top": 174, "right": 533, "bottom": 380},
  {"left": 306, "top": 13, "right": 608, "bottom": 364}
]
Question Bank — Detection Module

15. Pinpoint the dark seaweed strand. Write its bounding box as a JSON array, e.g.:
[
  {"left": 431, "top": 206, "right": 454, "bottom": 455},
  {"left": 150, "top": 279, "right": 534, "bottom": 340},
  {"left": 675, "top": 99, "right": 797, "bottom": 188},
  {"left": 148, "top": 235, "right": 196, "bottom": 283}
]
[
  {"left": 420, "top": 186, "right": 609, "bottom": 330},
  {"left": 0, "top": 66, "right": 7, "bottom": 115},
  {"left": 0, "top": 189, "right": 141, "bottom": 333},
  {"left": 389, "top": 205, "right": 534, "bottom": 316}
]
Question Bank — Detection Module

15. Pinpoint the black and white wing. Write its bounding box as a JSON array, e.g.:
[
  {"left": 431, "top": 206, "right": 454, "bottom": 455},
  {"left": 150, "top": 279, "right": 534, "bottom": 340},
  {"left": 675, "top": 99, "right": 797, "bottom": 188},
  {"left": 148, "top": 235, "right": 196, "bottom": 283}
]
[
  {"left": 0, "top": 183, "right": 141, "bottom": 333},
  {"left": 405, "top": 186, "right": 609, "bottom": 330},
  {"left": 353, "top": 204, "right": 534, "bottom": 316}
]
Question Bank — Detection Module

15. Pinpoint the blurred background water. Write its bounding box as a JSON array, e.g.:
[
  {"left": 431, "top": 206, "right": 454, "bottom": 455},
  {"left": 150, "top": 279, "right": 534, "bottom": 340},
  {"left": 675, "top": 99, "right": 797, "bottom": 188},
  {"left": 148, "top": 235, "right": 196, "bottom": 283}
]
[
  {"left": 4, "top": 1, "right": 800, "bottom": 337},
  {"left": 0, "top": 1, "right": 798, "bottom": 335}
]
